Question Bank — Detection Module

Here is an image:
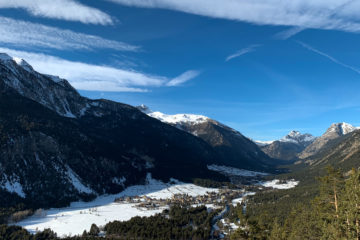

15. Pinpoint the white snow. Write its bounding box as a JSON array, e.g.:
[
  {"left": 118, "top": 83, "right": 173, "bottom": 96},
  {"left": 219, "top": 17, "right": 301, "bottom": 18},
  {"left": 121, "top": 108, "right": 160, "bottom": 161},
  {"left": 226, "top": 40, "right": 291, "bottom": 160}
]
[
  {"left": 66, "top": 166, "right": 94, "bottom": 194},
  {"left": 231, "top": 192, "right": 255, "bottom": 206},
  {"left": 2, "top": 177, "right": 25, "bottom": 198},
  {"left": 327, "top": 122, "right": 356, "bottom": 135},
  {"left": 148, "top": 111, "right": 209, "bottom": 125},
  {"left": 260, "top": 179, "right": 299, "bottom": 189},
  {"left": 280, "top": 130, "right": 316, "bottom": 144},
  {"left": 254, "top": 140, "right": 274, "bottom": 146},
  {"left": 138, "top": 105, "right": 209, "bottom": 125},
  {"left": 12, "top": 57, "right": 33, "bottom": 72},
  {"left": 207, "top": 164, "right": 268, "bottom": 177},
  {"left": 17, "top": 174, "right": 219, "bottom": 237},
  {"left": 18, "top": 202, "right": 165, "bottom": 237},
  {"left": 120, "top": 174, "right": 218, "bottom": 199}
]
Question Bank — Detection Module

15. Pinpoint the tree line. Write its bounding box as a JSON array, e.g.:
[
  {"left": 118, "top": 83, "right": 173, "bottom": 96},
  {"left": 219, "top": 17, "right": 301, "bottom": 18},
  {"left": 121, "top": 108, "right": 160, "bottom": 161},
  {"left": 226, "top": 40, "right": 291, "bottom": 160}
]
[{"left": 230, "top": 167, "right": 360, "bottom": 239}]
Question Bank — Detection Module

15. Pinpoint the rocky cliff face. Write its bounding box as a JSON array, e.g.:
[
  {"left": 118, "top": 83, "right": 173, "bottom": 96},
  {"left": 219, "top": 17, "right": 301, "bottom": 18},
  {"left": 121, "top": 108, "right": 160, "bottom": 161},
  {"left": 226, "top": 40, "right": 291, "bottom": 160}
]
[
  {"left": 259, "top": 131, "right": 316, "bottom": 161},
  {"left": 298, "top": 123, "right": 357, "bottom": 159},
  {"left": 302, "top": 129, "right": 360, "bottom": 171}
]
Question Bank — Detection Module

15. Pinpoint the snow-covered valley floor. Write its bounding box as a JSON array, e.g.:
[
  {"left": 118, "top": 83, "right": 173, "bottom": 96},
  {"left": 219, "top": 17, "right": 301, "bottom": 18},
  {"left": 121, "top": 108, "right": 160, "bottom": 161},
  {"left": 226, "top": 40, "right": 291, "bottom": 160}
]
[
  {"left": 16, "top": 175, "right": 219, "bottom": 237},
  {"left": 16, "top": 167, "right": 300, "bottom": 238}
]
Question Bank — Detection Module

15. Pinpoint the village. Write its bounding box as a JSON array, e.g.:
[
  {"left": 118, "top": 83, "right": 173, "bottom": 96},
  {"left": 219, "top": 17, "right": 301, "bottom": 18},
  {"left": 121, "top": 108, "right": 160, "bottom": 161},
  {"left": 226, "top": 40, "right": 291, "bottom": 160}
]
[{"left": 114, "top": 188, "right": 246, "bottom": 210}]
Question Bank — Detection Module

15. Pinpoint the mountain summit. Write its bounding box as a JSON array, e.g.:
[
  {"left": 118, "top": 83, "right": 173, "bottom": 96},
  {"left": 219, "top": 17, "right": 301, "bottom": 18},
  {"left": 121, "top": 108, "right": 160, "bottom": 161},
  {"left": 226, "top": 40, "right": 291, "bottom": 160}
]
[
  {"left": 260, "top": 131, "right": 316, "bottom": 161},
  {"left": 280, "top": 130, "right": 316, "bottom": 146},
  {"left": 138, "top": 106, "right": 275, "bottom": 170},
  {"left": 0, "top": 53, "right": 232, "bottom": 209},
  {"left": 0, "top": 54, "right": 276, "bottom": 210},
  {"left": 299, "top": 122, "right": 358, "bottom": 159}
]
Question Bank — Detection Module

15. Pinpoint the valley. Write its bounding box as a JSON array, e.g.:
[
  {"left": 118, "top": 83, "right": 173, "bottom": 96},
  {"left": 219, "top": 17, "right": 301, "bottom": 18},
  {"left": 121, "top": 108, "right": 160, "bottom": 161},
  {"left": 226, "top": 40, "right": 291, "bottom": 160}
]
[
  {"left": 14, "top": 169, "right": 298, "bottom": 238},
  {"left": 0, "top": 54, "right": 359, "bottom": 240}
]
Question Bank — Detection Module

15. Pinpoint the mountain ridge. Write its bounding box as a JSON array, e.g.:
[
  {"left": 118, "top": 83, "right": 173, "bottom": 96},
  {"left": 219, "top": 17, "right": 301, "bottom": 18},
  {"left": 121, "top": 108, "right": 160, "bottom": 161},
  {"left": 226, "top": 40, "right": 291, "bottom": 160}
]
[
  {"left": 138, "top": 105, "right": 277, "bottom": 170},
  {"left": 299, "top": 122, "right": 358, "bottom": 159},
  {"left": 0, "top": 53, "right": 275, "bottom": 210},
  {"left": 259, "top": 130, "right": 316, "bottom": 161}
]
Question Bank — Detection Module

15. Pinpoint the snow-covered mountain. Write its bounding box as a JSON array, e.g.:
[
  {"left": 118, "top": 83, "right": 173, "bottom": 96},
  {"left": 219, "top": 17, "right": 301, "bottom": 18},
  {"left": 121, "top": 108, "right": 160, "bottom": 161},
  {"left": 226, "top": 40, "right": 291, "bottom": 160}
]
[
  {"left": 299, "top": 122, "right": 358, "bottom": 159},
  {"left": 259, "top": 131, "right": 316, "bottom": 161},
  {"left": 137, "top": 104, "right": 209, "bottom": 125},
  {"left": 0, "top": 53, "right": 235, "bottom": 209},
  {"left": 0, "top": 53, "right": 280, "bottom": 211},
  {"left": 280, "top": 130, "right": 316, "bottom": 145},
  {"left": 138, "top": 105, "right": 276, "bottom": 171},
  {"left": 255, "top": 140, "right": 275, "bottom": 146}
]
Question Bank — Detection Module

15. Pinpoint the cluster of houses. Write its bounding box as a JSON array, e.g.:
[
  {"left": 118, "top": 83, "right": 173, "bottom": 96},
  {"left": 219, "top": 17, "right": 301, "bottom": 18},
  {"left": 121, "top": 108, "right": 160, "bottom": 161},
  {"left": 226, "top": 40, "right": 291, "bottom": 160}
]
[{"left": 114, "top": 189, "right": 244, "bottom": 210}]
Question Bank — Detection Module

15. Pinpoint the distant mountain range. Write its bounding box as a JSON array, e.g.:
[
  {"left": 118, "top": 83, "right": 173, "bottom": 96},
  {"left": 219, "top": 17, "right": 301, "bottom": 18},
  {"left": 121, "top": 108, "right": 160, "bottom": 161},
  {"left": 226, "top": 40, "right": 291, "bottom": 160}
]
[
  {"left": 138, "top": 105, "right": 275, "bottom": 171},
  {"left": 258, "top": 131, "right": 317, "bottom": 161},
  {"left": 257, "top": 123, "right": 359, "bottom": 162},
  {"left": 298, "top": 122, "right": 358, "bottom": 159},
  {"left": 0, "top": 53, "right": 275, "bottom": 210},
  {"left": 1, "top": 52, "right": 359, "bottom": 214}
]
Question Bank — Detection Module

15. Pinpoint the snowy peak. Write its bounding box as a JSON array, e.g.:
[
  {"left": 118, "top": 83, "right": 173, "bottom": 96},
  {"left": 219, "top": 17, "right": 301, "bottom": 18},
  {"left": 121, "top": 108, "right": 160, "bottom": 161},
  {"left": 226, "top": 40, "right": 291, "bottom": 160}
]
[
  {"left": 137, "top": 105, "right": 209, "bottom": 125},
  {"left": 298, "top": 122, "right": 358, "bottom": 159},
  {"left": 0, "top": 53, "right": 33, "bottom": 72},
  {"left": 280, "top": 130, "right": 316, "bottom": 144},
  {"left": 149, "top": 111, "right": 209, "bottom": 125},
  {"left": 255, "top": 131, "right": 315, "bottom": 147},
  {"left": 12, "top": 57, "right": 34, "bottom": 72},
  {"left": 0, "top": 52, "right": 92, "bottom": 119},
  {"left": 325, "top": 122, "right": 357, "bottom": 136}
]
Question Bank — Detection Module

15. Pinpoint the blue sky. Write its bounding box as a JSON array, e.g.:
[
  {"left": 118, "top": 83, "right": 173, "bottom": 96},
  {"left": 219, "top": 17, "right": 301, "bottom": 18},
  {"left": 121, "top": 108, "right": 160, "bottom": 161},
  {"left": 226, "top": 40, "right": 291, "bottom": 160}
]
[{"left": 1, "top": 0, "right": 360, "bottom": 140}]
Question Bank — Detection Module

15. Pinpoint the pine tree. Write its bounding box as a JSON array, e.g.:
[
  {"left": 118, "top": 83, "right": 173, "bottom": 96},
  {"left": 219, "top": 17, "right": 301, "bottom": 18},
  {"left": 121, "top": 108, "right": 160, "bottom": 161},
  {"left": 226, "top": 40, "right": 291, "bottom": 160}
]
[
  {"left": 313, "top": 166, "right": 345, "bottom": 239},
  {"left": 341, "top": 168, "right": 360, "bottom": 240}
]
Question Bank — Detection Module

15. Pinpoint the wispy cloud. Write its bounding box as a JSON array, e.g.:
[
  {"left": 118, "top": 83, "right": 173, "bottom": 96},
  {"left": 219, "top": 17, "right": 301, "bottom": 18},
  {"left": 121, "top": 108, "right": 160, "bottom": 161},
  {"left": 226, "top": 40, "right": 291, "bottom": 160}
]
[
  {"left": 297, "top": 41, "right": 360, "bottom": 75},
  {"left": 274, "top": 1, "right": 355, "bottom": 40},
  {"left": 226, "top": 44, "right": 261, "bottom": 62},
  {"left": 108, "top": 0, "right": 360, "bottom": 33},
  {"left": 274, "top": 27, "right": 305, "bottom": 40},
  {"left": 0, "top": 48, "right": 198, "bottom": 92},
  {"left": 166, "top": 70, "right": 200, "bottom": 86},
  {"left": 0, "top": 0, "right": 113, "bottom": 25},
  {"left": 0, "top": 17, "right": 138, "bottom": 51}
]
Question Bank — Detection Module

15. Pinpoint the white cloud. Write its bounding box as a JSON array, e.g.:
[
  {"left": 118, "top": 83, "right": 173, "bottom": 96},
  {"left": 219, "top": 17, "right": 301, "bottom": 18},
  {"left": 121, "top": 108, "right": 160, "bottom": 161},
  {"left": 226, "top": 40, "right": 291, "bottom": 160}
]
[
  {"left": 297, "top": 41, "right": 360, "bottom": 75},
  {"left": 108, "top": 0, "right": 360, "bottom": 33},
  {"left": 0, "top": 0, "right": 113, "bottom": 25},
  {"left": 0, "top": 17, "right": 138, "bottom": 51},
  {"left": 226, "top": 44, "right": 261, "bottom": 62},
  {"left": 0, "top": 48, "right": 197, "bottom": 92},
  {"left": 166, "top": 70, "right": 200, "bottom": 86}
]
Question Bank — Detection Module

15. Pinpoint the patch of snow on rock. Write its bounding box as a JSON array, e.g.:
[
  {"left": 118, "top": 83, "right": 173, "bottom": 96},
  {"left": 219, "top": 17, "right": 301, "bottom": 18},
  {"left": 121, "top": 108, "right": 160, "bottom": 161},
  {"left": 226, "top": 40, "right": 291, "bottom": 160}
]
[
  {"left": 66, "top": 166, "right": 94, "bottom": 194},
  {"left": 12, "top": 57, "right": 33, "bottom": 72},
  {"left": 2, "top": 176, "right": 25, "bottom": 198}
]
